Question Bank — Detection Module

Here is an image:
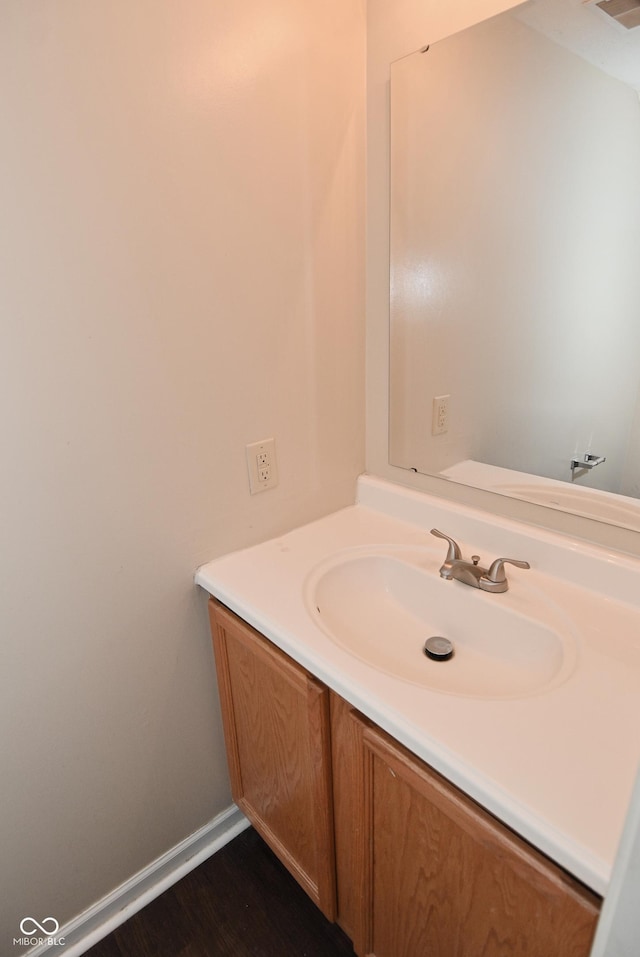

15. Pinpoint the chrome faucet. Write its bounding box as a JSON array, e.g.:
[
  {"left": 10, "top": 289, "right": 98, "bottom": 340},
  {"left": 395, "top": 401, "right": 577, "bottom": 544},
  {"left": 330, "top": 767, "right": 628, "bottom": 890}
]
[{"left": 430, "top": 529, "right": 530, "bottom": 594}]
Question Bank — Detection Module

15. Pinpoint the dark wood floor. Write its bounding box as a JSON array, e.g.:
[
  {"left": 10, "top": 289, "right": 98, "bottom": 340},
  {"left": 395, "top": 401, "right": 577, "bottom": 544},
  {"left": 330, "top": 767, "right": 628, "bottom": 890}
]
[{"left": 86, "top": 826, "right": 355, "bottom": 957}]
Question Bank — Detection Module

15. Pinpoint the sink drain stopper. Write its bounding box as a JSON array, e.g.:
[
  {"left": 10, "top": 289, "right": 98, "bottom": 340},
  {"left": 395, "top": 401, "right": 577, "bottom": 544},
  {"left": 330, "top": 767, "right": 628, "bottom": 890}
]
[{"left": 423, "top": 636, "right": 454, "bottom": 661}]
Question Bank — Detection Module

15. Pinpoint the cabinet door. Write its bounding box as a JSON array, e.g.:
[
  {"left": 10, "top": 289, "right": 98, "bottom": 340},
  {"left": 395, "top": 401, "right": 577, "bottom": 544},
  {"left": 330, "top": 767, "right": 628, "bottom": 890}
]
[
  {"left": 208, "top": 599, "right": 337, "bottom": 920},
  {"left": 350, "top": 713, "right": 600, "bottom": 957}
]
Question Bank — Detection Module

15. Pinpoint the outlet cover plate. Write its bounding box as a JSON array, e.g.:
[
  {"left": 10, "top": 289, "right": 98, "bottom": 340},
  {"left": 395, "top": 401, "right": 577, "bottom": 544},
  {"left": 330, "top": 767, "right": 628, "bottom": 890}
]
[{"left": 246, "top": 438, "right": 278, "bottom": 494}]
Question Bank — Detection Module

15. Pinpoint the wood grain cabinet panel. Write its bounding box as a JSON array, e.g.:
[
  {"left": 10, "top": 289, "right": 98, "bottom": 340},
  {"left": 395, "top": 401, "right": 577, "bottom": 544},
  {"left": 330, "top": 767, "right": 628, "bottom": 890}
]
[
  {"left": 349, "top": 713, "right": 600, "bottom": 957},
  {"left": 207, "top": 604, "right": 601, "bottom": 957},
  {"left": 208, "top": 599, "right": 336, "bottom": 920}
]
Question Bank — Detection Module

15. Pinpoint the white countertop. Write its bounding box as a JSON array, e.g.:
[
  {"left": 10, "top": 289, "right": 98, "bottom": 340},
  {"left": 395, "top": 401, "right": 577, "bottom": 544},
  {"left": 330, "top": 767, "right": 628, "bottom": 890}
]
[{"left": 195, "top": 475, "right": 640, "bottom": 896}]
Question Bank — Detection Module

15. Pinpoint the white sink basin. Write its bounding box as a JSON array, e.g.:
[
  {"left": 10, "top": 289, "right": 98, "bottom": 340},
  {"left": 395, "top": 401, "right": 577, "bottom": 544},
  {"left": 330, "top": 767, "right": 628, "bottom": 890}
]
[
  {"left": 496, "top": 482, "right": 640, "bottom": 530},
  {"left": 305, "top": 547, "right": 578, "bottom": 699}
]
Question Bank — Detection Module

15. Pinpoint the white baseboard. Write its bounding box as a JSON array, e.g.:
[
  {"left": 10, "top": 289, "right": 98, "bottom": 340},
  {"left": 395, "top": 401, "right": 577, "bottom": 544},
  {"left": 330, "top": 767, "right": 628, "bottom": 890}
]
[{"left": 25, "top": 804, "right": 249, "bottom": 957}]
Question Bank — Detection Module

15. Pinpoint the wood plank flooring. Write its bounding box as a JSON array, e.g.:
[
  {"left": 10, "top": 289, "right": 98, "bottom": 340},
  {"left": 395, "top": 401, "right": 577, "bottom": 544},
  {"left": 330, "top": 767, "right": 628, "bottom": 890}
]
[{"left": 85, "top": 826, "right": 356, "bottom": 957}]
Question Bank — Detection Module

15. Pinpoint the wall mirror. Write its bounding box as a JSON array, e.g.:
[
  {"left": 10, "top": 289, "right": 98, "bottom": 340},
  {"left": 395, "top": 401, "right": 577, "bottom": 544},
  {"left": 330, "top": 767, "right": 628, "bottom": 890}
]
[{"left": 389, "top": 0, "right": 640, "bottom": 533}]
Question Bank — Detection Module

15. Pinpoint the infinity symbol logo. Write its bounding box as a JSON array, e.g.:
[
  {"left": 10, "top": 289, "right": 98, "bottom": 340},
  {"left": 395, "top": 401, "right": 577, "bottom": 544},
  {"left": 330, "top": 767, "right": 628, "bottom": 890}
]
[{"left": 20, "top": 917, "right": 60, "bottom": 935}]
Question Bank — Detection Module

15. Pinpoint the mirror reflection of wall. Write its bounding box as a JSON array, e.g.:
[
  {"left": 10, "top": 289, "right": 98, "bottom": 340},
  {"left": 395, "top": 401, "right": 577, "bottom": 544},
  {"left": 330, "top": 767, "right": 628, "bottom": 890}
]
[{"left": 389, "top": 12, "right": 640, "bottom": 516}]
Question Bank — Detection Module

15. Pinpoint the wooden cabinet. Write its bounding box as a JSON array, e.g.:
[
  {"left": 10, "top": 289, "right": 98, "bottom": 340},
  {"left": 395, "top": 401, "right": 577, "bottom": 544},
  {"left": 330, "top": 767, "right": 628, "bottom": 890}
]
[
  {"left": 208, "top": 599, "right": 336, "bottom": 919},
  {"left": 343, "top": 710, "right": 600, "bottom": 957},
  {"left": 208, "top": 600, "right": 601, "bottom": 956}
]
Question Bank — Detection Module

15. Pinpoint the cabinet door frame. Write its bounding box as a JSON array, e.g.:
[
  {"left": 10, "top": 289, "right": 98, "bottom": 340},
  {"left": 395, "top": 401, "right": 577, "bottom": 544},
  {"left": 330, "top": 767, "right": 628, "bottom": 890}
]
[{"left": 209, "top": 599, "right": 337, "bottom": 920}]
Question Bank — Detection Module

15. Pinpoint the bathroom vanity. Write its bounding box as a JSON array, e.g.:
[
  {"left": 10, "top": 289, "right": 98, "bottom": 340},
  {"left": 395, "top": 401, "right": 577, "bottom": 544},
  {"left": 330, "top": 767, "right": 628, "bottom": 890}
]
[
  {"left": 196, "top": 477, "right": 640, "bottom": 956},
  {"left": 208, "top": 598, "right": 598, "bottom": 956}
]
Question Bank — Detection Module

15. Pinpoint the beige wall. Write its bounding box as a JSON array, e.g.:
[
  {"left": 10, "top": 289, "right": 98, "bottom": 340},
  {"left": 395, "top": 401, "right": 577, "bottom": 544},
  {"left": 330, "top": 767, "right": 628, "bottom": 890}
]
[{"left": 0, "top": 0, "right": 365, "bottom": 942}]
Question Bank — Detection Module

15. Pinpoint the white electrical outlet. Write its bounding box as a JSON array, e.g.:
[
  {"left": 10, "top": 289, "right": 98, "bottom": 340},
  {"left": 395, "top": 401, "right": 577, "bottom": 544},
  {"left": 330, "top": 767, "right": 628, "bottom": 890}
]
[
  {"left": 246, "top": 438, "right": 279, "bottom": 494},
  {"left": 432, "top": 395, "right": 450, "bottom": 435}
]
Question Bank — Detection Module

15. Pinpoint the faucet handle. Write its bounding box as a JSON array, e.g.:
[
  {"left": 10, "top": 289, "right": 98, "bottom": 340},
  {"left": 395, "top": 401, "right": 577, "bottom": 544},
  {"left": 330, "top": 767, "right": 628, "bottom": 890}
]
[
  {"left": 485, "top": 557, "right": 530, "bottom": 584},
  {"left": 430, "top": 529, "right": 462, "bottom": 564}
]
